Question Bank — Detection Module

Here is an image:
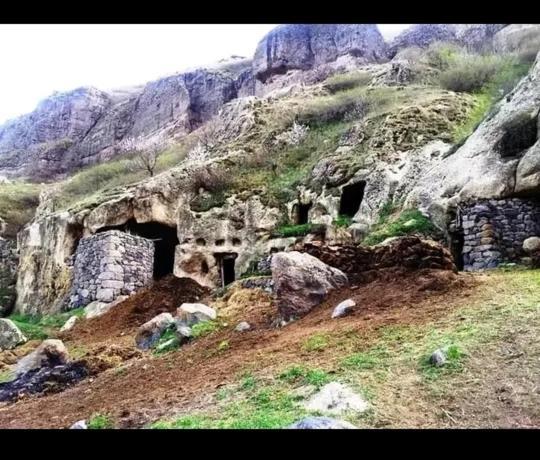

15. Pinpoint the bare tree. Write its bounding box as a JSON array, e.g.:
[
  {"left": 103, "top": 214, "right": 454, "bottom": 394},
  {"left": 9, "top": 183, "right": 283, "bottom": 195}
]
[{"left": 119, "top": 135, "right": 167, "bottom": 177}]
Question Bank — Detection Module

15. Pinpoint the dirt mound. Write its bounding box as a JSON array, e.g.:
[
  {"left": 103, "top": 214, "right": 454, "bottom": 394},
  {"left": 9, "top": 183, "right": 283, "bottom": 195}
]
[
  {"left": 81, "top": 344, "right": 142, "bottom": 375},
  {"left": 295, "top": 236, "right": 456, "bottom": 281},
  {"left": 64, "top": 276, "right": 209, "bottom": 345}
]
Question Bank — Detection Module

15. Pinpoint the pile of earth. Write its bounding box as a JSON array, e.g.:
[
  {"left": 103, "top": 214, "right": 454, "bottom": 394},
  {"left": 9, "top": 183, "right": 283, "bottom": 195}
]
[{"left": 62, "top": 276, "right": 210, "bottom": 345}]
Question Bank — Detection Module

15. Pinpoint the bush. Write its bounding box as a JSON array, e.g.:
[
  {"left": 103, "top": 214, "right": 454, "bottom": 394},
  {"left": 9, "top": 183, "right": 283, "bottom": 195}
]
[
  {"left": 87, "top": 413, "right": 113, "bottom": 429},
  {"left": 323, "top": 71, "right": 372, "bottom": 94}
]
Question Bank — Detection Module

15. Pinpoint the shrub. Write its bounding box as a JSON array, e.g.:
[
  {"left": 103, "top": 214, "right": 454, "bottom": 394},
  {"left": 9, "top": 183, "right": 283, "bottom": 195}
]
[
  {"left": 87, "top": 413, "right": 114, "bottom": 429},
  {"left": 323, "top": 71, "right": 372, "bottom": 94}
]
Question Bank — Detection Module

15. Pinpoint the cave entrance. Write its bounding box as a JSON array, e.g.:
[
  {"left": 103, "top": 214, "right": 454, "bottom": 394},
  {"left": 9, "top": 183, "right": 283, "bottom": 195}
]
[
  {"left": 449, "top": 231, "right": 465, "bottom": 271},
  {"left": 215, "top": 253, "right": 237, "bottom": 288},
  {"left": 293, "top": 202, "right": 312, "bottom": 225},
  {"left": 97, "top": 218, "right": 179, "bottom": 279},
  {"left": 339, "top": 181, "right": 366, "bottom": 217}
]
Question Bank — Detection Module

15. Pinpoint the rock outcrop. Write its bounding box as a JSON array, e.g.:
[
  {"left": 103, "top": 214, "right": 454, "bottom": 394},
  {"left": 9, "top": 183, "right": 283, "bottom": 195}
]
[
  {"left": 15, "top": 339, "right": 69, "bottom": 377},
  {"left": 0, "top": 237, "right": 18, "bottom": 317},
  {"left": 271, "top": 251, "right": 348, "bottom": 320},
  {"left": 253, "top": 24, "right": 387, "bottom": 83},
  {"left": 0, "top": 319, "right": 26, "bottom": 351}
]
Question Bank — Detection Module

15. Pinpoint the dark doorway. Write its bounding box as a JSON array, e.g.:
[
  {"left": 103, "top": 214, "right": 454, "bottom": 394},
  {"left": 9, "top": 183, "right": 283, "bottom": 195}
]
[
  {"left": 294, "top": 202, "right": 312, "bottom": 225},
  {"left": 339, "top": 181, "right": 366, "bottom": 217},
  {"left": 449, "top": 231, "right": 465, "bottom": 270},
  {"left": 97, "top": 218, "right": 179, "bottom": 279},
  {"left": 215, "top": 253, "right": 237, "bottom": 287}
]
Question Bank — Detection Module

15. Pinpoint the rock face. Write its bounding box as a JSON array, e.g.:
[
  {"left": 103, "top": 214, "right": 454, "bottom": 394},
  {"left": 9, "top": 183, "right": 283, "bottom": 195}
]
[
  {"left": 0, "top": 66, "right": 250, "bottom": 179},
  {"left": 288, "top": 416, "right": 357, "bottom": 429},
  {"left": 135, "top": 312, "right": 175, "bottom": 350},
  {"left": 0, "top": 238, "right": 18, "bottom": 317},
  {"left": 493, "top": 24, "right": 540, "bottom": 55},
  {"left": 388, "top": 24, "right": 507, "bottom": 57},
  {"left": 271, "top": 251, "right": 348, "bottom": 320},
  {"left": 15, "top": 339, "right": 69, "bottom": 377},
  {"left": 253, "top": 24, "right": 387, "bottom": 83},
  {"left": 406, "top": 51, "right": 540, "bottom": 224},
  {"left": 0, "top": 319, "right": 27, "bottom": 351}
]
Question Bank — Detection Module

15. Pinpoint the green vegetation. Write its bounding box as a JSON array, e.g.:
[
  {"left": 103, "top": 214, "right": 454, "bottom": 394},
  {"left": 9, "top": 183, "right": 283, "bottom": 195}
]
[
  {"left": 302, "top": 333, "right": 330, "bottom": 352},
  {"left": 0, "top": 369, "right": 14, "bottom": 383},
  {"left": 363, "top": 208, "right": 438, "bottom": 246},
  {"left": 452, "top": 92, "right": 493, "bottom": 143},
  {"left": 152, "top": 329, "right": 181, "bottom": 355},
  {"left": 333, "top": 215, "right": 353, "bottom": 228},
  {"left": 8, "top": 308, "right": 84, "bottom": 340},
  {"left": 341, "top": 346, "right": 390, "bottom": 371},
  {"left": 0, "top": 181, "right": 42, "bottom": 237},
  {"left": 191, "top": 320, "right": 220, "bottom": 338},
  {"left": 278, "top": 365, "right": 331, "bottom": 389},
  {"left": 87, "top": 413, "right": 114, "bottom": 429},
  {"left": 271, "top": 223, "right": 314, "bottom": 238},
  {"left": 323, "top": 71, "right": 373, "bottom": 94}
]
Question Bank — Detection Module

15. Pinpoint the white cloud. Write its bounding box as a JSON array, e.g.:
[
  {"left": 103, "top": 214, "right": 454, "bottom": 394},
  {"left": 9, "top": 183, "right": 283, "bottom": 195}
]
[{"left": 0, "top": 24, "right": 411, "bottom": 124}]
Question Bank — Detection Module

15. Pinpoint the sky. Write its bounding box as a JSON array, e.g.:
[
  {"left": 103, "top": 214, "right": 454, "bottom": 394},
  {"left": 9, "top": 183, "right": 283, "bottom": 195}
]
[{"left": 0, "top": 24, "right": 411, "bottom": 125}]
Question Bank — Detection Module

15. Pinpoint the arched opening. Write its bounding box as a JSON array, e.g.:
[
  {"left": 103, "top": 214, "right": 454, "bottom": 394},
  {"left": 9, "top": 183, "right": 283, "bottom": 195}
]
[
  {"left": 97, "top": 218, "right": 179, "bottom": 279},
  {"left": 293, "top": 202, "right": 312, "bottom": 225},
  {"left": 339, "top": 181, "right": 366, "bottom": 217},
  {"left": 215, "top": 252, "right": 237, "bottom": 288}
]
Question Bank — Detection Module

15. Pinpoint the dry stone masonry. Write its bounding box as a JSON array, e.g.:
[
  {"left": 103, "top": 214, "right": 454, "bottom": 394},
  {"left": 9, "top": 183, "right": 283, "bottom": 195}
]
[
  {"left": 460, "top": 198, "right": 540, "bottom": 270},
  {"left": 69, "top": 230, "right": 154, "bottom": 309}
]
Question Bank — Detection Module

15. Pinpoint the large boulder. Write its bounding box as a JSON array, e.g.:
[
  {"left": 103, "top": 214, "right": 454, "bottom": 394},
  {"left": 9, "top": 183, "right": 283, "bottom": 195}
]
[
  {"left": 176, "top": 303, "right": 216, "bottom": 327},
  {"left": 271, "top": 251, "right": 348, "bottom": 320},
  {"left": 253, "top": 24, "right": 387, "bottom": 83},
  {"left": 135, "top": 313, "right": 175, "bottom": 350},
  {"left": 0, "top": 319, "right": 27, "bottom": 351},
  {"left": 288, "top": 416, "right": 357, "bottom": 429},
  {"left": 15, "top": 339, "right": 69, "bottom": 377},
  {"left": 523, "top": 236, "right": 540, "bottom": 254}
]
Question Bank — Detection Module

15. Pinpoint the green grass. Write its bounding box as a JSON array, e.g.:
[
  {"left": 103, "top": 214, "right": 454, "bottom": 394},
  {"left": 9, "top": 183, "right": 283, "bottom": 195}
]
[
  {"left": 0, "top": 369, "right": 14, "bottom": 383},
  {"left": 452, "top": 92, "right": 493, "bottom": 144},
  {"left": 341, "top": 346, "right": 390, "bottom": 371},
  {"left": 8, "top": 308, "right": 85, "bottom": 340},
  {"left": 87, "top": 413, "right": 114, "bottom": 429},
  {"left": 323, "top": 71, "right": 373, "bottom": 94},
  {"left": 363, "top": 208, "right": 438, "bottom": 246},
  {"left": 272, "top": 223, "right": 314, "bottom": 238},
  {"left": 191, "top": 320, "right": 220, "bottom": 338},
  {"left": 302, "top": 333, "right": 330, "bottom": 352},
  {"left": 278, "top": 365, "right": 331, "bottom": 389},
  {"left": 0, "top": 181, "right": 42, "bottom": 238},
  {"left": 333, "top": 215, "right": 353, "bottom": 228}
]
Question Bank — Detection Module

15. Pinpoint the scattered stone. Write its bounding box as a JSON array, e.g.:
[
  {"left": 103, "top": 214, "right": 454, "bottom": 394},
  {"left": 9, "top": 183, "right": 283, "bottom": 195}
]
[
  {"left": 176, "top": 303, "right": 216, "bottom": 326},
  {"left": 303, "top": 382, "right": 369, "bottom": 415},
  {"left": 70, "top": 420, "right": 88, "bottom": 429},
  {"left": 271, "top": 251, "right": 348, "bottom": 320},
  {"left": 15, "top": 339, "right": 69, "bottom": 377},
  {"left": 84, "top": 295, "right": 129, "bottom": 319},
  {"left": 60, "top": 316, "right": 79, "bottom": 332},
  {"left": 331, "top": 299, "right": 356, "bottom": 319},
  {"left": 235, "top": 321, "right": 251, "bottom": 332},
  {"left": 429, "top": 348, "right": 447, "bottom": 367},
  {"left": 135, "top": 313, "right": 175, "bottom": 350},
  {"left": 523, "top": 236, "right": 540, "bottom": 254},
  {"left": 0, "top": 319, "right": 27, "bottom": 351},
  {"left": 288, "top": 416, "right": 357, "bottom": 429}
]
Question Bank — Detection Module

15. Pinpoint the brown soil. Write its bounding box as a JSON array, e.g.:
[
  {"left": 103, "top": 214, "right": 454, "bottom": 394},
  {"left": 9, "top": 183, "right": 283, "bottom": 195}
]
[
  {"left": 0, "top": 268, "right": 477, "bottom": 428},
  {"left": 61, "top": 275, "right": 209, "bottom": 345}
]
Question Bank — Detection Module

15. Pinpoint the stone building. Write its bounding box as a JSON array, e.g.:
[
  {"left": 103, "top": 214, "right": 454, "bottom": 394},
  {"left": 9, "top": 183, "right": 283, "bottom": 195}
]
[
  {"left": 454, "top": 198, "right": 540, "bottom": 271},
  {"left": 69, "top": 230, "right": 154, "bottom": 308}
]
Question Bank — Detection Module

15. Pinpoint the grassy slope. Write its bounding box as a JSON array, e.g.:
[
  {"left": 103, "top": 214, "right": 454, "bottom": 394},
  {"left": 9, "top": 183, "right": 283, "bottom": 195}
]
[{"left": 152, "top": 269, "right": 540, "bottom": 428}]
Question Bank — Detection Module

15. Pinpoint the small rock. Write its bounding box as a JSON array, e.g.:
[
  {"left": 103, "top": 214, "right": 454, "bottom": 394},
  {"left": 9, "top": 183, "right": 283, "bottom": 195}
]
[
  {"left": 84, "top": 295, "right": 128, "bottom": 319},
  {"left": 175, "top": 323, "right": 193, "bottom": 340},
  {"left": 176, "top": 303, "right": 216, "bottom": 326},
  {"left": 331, "top": 299, "right": 356, "bottom": 319},
  {"left": 303, "top": 382, "right": 369, "bottom": 415},
  {"left": 523, "top": 236, "right": 540, "bottom": 253},
  {"left": 235, "top": 321, "right": 251, "bottom": 332},
  {"left": 429, "top": 348, "right": 447, "bottom": 367},
  {"left": 288, "top": 416, "right": 357, "bottom": 429},
  {"left": 60, "top": 316, "right": 78, "bottom": 332},
  {"left": 135, "top": 313, "right": 175, "bottom": 350},
  {"left": 0, "top": 319, "right": 27, "bottom": 351},
  {"left": 70, "top": 420, "right": 87, "bottom": 429},
  {"left": 15, "top": 339, "right": 69, "bottom": 377}
]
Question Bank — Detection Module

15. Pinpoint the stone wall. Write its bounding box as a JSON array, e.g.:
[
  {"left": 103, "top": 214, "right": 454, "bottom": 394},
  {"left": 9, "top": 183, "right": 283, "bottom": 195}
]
[
  {"left": 69, "top": 230, "right": 154, "bottom": 309},
  {"left": 0, "top": 238, "right": 18, "bottom": 317},
  {"left": 461, "top": 198, "right": 540, "bottom": 270}
]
